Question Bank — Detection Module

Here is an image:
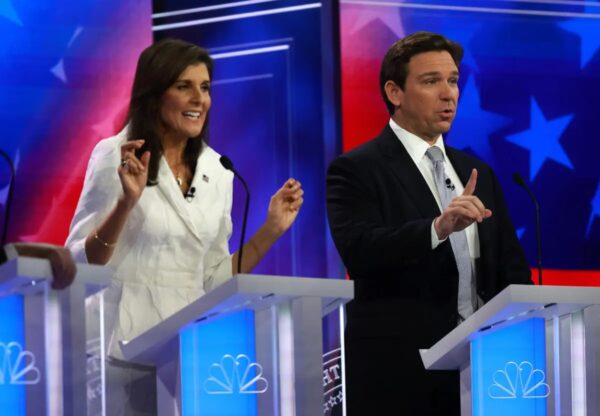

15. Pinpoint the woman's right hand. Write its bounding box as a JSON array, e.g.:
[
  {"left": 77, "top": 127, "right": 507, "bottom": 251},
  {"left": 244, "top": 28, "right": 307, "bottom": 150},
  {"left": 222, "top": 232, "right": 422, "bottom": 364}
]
[{"left": 118, "top": 140, "right": 150, "bottom": 209}]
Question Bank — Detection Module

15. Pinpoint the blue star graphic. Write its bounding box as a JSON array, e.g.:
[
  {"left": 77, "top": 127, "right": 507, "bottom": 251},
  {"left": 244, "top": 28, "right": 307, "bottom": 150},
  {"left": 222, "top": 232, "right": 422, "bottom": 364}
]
[
  {"left": 50, "top": 27, "right": 84, "bottom": 84},
  {"left": 447, "top": 26, "right": 481, "bottom": 72},
  {"left": 505, "top": 98, "right": 574, "bottom": 182},
  {"left": 0, "top": 0, "right": 22, "bottom": 25},
  {"left": 51, "top": 59, "right": 67, "bottom": 83},
  {"left": 350, "top": 7, "right": 404, "bottom": 38},
  {"left": 559, "top": 5, "right": 600, "bottom": 68},
  {"left": 446, "top": 75, "right": 511, "bottom": 166},
  {"left": 586, "top": 180, "right": 600, "bottom": 238}
]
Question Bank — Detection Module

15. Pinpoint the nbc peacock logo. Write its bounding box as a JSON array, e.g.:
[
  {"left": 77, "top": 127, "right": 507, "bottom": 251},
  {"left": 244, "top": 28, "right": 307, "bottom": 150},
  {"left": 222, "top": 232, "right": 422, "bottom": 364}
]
[
  {"left": 488, "top": 361, "right": 550, "bottom": 399},
  {"left": 203, "top": 354, "right": 268, "bottom": 395},
  {"left": 0, "top": 342, "right": 41, "bottom": 385}
]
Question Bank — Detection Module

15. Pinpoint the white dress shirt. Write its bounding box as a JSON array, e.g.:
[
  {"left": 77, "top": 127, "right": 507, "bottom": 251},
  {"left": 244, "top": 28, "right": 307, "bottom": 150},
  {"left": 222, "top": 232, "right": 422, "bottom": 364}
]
[{"left": 389, "top": 119, "right": 481, "bottom": 263}]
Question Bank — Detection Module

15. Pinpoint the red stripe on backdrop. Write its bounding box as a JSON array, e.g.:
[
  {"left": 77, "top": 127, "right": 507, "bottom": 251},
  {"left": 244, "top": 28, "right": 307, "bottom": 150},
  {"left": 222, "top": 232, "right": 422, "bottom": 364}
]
[
  {"left": 346, "top": 270, "right": 600, "bottom": 287},
  {"left": 531, "top": 269, "right": 600, "bottom": 286}
]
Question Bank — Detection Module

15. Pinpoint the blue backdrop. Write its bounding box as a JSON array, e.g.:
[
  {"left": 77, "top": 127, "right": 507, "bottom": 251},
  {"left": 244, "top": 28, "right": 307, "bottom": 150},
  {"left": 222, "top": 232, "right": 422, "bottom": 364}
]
[{"left": 340, "top": 0, "right": 600, "bottom": 276}]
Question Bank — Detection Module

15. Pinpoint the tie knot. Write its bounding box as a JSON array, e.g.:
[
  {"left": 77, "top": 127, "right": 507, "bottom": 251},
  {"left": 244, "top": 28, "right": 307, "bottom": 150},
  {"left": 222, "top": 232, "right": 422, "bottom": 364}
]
[{"left": 425, "top": 146, "right": 444, "bottom": 163}]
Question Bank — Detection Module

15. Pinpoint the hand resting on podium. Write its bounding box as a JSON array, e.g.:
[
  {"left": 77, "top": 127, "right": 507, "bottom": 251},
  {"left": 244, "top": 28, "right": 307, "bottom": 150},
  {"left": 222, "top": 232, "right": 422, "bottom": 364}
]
[{"left": 2, "top": 242, "right": 76, "bottom": 289}]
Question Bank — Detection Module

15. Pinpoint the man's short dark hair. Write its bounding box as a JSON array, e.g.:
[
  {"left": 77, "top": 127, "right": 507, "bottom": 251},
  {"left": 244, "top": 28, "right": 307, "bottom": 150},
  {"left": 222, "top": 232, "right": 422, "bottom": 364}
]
[{"left": 379, "top": 31, "right": 464, "bottom": 115}]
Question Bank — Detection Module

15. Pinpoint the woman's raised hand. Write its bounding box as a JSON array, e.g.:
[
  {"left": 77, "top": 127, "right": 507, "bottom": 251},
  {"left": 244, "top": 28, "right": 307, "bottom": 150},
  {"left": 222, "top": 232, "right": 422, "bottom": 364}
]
[
  {"left": 265, "top": 178, "right": 304, "bottom": 237},
  {"left": 231, "top": 178, "right": 304, "bottom": 274},
  {"left": 118, "top": 140, "right": 150, "bottom": 209}
]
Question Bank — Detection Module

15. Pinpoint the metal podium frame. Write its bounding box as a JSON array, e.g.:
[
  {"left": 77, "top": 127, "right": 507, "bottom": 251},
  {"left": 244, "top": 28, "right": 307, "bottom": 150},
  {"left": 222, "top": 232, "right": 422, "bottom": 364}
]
[
  {"left": 121, "top": 274, "right": 353, "bottom": 416},
  {"left": 0, "top": 256, "right": 111, "bottom": 415},
  {"left": 420, "top": 284, "right": 600, "bottom": 416}
]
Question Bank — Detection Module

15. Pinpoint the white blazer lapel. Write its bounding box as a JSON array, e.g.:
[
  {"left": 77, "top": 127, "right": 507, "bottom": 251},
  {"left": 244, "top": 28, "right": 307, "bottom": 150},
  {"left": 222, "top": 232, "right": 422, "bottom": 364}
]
[
  {"left": 188, "top": 152, "right": 221, "bottom": 235},
  {"left": 156, "top": 157, "right": 203, "bottom": 242}
]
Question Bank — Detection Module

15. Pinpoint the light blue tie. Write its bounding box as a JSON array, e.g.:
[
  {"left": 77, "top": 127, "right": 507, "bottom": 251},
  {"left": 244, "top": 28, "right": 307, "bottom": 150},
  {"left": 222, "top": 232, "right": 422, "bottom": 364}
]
[{"left": 425, "top": 146, "right": 474, "bottom": 320}]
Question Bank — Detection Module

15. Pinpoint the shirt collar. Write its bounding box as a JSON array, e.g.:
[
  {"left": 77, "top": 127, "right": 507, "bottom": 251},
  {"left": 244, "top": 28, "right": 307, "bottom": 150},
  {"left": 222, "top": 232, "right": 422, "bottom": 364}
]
[{"left": 388, "top": 118, "right": 448, "bottom": 164}]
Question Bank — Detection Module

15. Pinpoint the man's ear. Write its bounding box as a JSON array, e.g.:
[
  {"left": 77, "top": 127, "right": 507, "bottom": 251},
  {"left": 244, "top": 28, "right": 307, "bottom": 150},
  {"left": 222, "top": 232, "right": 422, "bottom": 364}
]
[{"left": 384, "top": 80, "right": 403, "bottom": 108}]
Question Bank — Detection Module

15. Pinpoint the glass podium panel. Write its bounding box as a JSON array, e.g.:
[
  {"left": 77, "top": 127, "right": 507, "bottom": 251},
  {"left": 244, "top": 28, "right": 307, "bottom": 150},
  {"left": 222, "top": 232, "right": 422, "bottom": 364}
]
[{"left": 0, "top": 258, "right": 109, "bottom": 415}]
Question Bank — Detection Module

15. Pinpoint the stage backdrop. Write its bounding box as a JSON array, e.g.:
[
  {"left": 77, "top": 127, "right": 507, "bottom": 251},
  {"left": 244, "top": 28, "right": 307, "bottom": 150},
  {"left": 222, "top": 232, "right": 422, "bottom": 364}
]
[
  {"left": 340, "top": 0, "right": 600, "bottom": 285},
  {"left": 0, "top": 0, "right": 152, "bottom": 245},
  {"left": 0, "top": 0, "right": 152, "bottom": 413},
  {"left": 151, "top": 0, "right": 342, "bottom": 279}
]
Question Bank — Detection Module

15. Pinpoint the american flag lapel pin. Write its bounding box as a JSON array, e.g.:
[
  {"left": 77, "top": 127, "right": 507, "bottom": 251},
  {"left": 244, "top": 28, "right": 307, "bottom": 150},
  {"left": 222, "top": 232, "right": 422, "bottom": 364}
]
[{"left": 202, "top": 174, "right": 209, "bottom": 183}]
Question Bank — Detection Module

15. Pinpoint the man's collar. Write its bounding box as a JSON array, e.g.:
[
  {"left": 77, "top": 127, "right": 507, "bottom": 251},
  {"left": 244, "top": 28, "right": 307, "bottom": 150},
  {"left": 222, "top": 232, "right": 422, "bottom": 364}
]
[{"left": 388, "top": 118, "right": 447, "bottom": 165}]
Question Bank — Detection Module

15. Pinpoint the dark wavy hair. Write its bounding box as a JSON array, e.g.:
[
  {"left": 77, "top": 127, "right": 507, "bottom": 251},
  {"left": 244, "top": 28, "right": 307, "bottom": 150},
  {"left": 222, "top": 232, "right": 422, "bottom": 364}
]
[
  {"left": 379, "top": 31, "right": 463, "bottom": 115},
  {"left": 126, "top": 38, "right": 214, "bottom": 185}
]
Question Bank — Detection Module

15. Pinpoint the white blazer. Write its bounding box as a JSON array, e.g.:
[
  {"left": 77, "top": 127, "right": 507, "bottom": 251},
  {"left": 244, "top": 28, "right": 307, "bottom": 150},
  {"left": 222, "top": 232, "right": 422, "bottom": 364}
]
[{"left": 66, "top": 128, "right": 233, "bottom": 358}]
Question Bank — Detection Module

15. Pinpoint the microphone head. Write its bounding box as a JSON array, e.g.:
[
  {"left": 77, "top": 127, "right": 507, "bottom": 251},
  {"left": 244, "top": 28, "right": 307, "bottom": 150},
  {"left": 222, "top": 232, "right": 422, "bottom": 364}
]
[
  {"left": 219, "top": 155, "right": 234, "bottom": 171},
  {"left": 184, "top": 186, "right": 196, "bottom": 202},
  {"left": 512, "top": 172, "right": 526, "bottom": 188}
]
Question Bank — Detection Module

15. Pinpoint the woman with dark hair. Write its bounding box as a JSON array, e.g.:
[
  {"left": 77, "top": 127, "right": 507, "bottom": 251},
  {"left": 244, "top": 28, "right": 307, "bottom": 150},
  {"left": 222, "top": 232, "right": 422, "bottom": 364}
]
[{"left": 66, "top": 38, "right": 303, "bottom": 413}]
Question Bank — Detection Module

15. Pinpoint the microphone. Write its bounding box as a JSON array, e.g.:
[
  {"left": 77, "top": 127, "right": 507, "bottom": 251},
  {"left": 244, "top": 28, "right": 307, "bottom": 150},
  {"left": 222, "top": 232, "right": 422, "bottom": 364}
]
[
  {"left": 0, "top": 149, "right": 15, "bottom": 246},
  {"left": 445, "top": 178, "right": 455, "bottom": 191},
  {"left": 512, "top": 172, "right": 542, "bottom": 286},
  {"left": 185, "top": 186, "right": 196, "bottom": 202},
  {"left": 219, "top": 155, "right": 250, "bottom": 275}
]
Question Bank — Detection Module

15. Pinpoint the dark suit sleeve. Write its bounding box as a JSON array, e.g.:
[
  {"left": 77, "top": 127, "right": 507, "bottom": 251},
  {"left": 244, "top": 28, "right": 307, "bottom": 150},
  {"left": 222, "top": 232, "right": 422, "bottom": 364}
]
[
  {"left": 0, "top": 248, "right": 6, "bottom": 264},
  {"left": 326, "top": 155, "right": 433, "bottom": 277}
]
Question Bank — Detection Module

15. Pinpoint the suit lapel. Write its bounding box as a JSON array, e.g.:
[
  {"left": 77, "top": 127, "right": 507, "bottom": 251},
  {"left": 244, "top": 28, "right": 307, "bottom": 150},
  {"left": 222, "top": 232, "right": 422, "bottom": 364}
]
[
  {"left": 376, "top": 125, "right": 441, "bottom": 217},
  {"left": 156, "top": 157, "right": 203, "bottom": 243}
]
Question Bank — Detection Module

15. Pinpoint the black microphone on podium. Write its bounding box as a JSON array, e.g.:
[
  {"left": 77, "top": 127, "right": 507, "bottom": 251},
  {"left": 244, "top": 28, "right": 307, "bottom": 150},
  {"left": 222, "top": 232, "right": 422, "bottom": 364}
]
[
  {"left": 0, "top": 149, "right": 15, "bottom": 246},
  {"left": 219, "top": 155, "right": 250, "bottom": 275},
  {"left": 512, "top": 172, "right": 542, "bottom": 286}
]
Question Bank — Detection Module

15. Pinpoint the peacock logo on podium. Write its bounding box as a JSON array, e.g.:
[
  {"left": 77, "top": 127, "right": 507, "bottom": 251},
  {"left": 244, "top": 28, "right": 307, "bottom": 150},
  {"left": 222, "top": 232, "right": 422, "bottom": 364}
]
[
  {"left": 203, "top": 354, "right": 268, "bottom": 395},
  {"left": 0, "top": 342, "right": 41, "bottom": 385},
  {"left": 488, "top": 361, "right": 550, "bottom": 399}
]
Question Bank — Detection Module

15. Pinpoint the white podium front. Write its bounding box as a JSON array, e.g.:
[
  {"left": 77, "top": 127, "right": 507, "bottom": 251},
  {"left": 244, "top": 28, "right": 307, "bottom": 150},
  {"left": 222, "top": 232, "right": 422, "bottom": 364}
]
[
  {"left": 0, "top": 256, "right": 111, "bottom": 415},
  {"left": 420, "top": 284, "right": 600, "bottom": 416},
  {"left": 121, "top": 274, "right": 353, "bottom": 416}
]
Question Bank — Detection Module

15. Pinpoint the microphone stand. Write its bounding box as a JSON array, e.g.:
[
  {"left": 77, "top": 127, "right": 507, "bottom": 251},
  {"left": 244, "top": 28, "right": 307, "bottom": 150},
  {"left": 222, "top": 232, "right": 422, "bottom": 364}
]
[
  {"left": 512, "top": 173, "right": 542, "bottom": 285},
  {"left": 220, "top": 156, "right": 250, "bottom": 275}
]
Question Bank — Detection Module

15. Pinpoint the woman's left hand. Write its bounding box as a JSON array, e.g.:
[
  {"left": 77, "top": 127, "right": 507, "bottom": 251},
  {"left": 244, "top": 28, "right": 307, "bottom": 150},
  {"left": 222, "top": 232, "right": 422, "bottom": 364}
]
[
  {"left": 234, "top": 178, "right": 303, "bottom": 274},
  {"left": 265, "top": 178, "right": 304, "bottom": 237}
]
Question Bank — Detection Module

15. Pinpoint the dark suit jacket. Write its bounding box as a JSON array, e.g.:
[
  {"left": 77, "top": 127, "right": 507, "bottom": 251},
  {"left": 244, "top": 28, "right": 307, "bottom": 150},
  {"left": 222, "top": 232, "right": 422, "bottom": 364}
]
[
  {"left": 327, "top": 125, "right": 531, "bottom": 416},
  {"left": 326, "top": 125, "right": 532, "bottom": 413}
]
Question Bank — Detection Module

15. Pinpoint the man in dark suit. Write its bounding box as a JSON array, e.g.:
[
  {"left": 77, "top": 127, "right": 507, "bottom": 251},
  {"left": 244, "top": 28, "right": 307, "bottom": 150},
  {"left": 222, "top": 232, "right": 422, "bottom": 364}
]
[{"left": 326, "top": 32, "right": 532, "bottom": 415}]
